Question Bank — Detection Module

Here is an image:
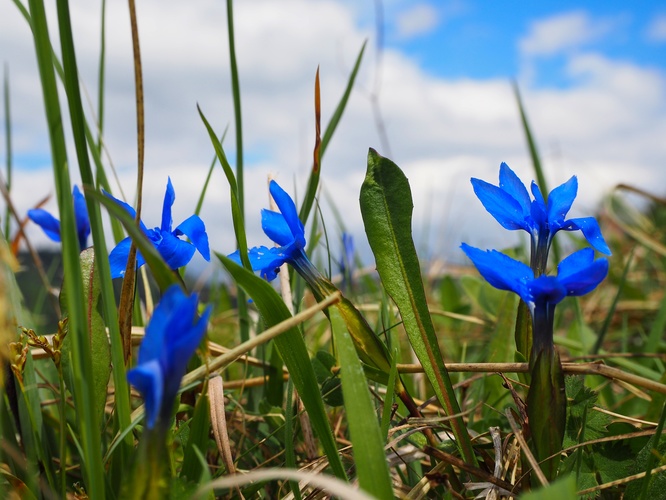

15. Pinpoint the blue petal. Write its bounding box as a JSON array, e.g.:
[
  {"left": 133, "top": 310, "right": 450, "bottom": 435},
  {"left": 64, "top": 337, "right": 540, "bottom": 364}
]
[
  {"left": 175, "top": 215, "right": 210, "bottom": 261},
  {"left": 528, "top": 275, "right": 567, "bottom": 306},
  {"left": 530, "top": 182, "right": 547, "bottom": 228},
  {"left": 161, "top": 178, "right": 175, "bottom": 233},
  {"left": 127, "top": 359, "right": 163, "bottom": 430},
  {"left": 157, "top": 231, "right": 196, "bottom": 270},
  {"left": 547, "top": 176, "right": 577, "bottom": 226},
  {"left": 269, "top": 181, "right": 305, "bottom": 245},
  {"left": 460, "top": 244, "right": 533, "bottom": 302},
  {"left": 561, "top": 217, "right": 611, "bottom": 255},
  {"left": 28, "top": 209, "right": 62, "bottom": 242},
  {"left": 498, "top": 163, "right": 531, "bottom": 216},
  {"left": 557, "top": 248, "right": 609, "bottom": 296},
  {"left": 137, "top": 285, "right": 187, "bottom": 364},
  {"left": 471, "top": 178, "right": 531, "bottom": 231},
  {"left": 248, "top": 245, "right": 291, "bottom": 281},
  {"left": 109, "top": 237, "right": 147, "bottom": 278},
  {"left": 262, "top": 209, "right": 293, "bottom": 246},
  {"left": 73, "top": 186, "right": 91, "bottom": 251}
]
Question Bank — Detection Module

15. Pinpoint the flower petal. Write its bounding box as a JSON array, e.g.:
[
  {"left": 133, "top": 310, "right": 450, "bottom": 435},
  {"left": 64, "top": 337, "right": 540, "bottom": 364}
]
[
  {"left": 557, "top": 248, "right": 609, "bottom": 296},
  {"left": 530, "top": 182, "right": 547, "bottom": 228},
  {"left": 156, "top": 231, "right": 196, "bottom": 270},
  {"left": 460, "top": 243, "right": 533, "bottom": 302},
  {"left": 28, "top": 209, "right": 62, "bottom": 242},
  {"left": 547, "top": 176, "right": 577, "bottom": 226},
  {"left": 261, "top": 209, "right": 293, "bottom": 246},
  {"left": 175, "top": 215, "right": 210, "bottom": 261},
  {"left": 498, "top": 162, "right": 531, "bottom": 215},
  {"left": 73, "top": 186, "right": 91, "bottom": 251},
  {"left": 269, "top": 181, "right": 305, "bottom": 245},
  {"left": 161, "top": 178, "right": 175, "bottom": 233},
  {"left": 561, "top": 217, "right": 611, "bottom": 255},
  {"left": 471, "top": 178, "right": 531, "bottom": 231},
  {"left": 127, "top": 359, "right": 163, "bottom": 430},
  {"left": 109, "top": 237, "right": 147, "bottom": 278},
  {"left": 528, "top": 275, "right": 567, "bottom": 306}
]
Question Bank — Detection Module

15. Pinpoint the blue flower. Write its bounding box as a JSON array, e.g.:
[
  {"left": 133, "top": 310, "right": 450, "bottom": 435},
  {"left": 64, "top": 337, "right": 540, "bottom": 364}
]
[
  {"left": 27, "top": 186, "right": 90, "bottom": 252},
  {"left": 461, "top": 243, "right": 608, "bottom": 353},
  {"left": 106, "top": 178, "right": 210, "bottom": 279},
  {"left": 230, "top": 180, "right": 310, "bottom": 281},
  {"left": 127, "top": 285, "right": 211, "bottom": 430},
  {"left": 471, "top": 163, "right": 611, "bottom": 269},
  {"left": 461, "top": 244, "right": 608, "bottom": 311}
]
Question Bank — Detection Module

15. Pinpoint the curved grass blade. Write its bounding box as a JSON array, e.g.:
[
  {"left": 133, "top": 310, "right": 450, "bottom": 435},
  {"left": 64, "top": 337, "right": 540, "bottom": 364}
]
[
  {"left": 217, "top": 253, "right": 347, "bottom": 481},
  {"left": 359, "top": 148, "right": 477, "bottom": 467},
  {"left": 329, "top": 307, "right": 393, "bottom": 499},
  {"left": 91, "top": 189, "right": 181, "bottom": 292}
]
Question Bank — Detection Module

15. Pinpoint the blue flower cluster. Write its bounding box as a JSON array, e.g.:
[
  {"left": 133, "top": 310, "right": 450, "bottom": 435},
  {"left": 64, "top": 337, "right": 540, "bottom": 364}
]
[{"left": 462, "top": 163, "right": 611, "bottom": 356}]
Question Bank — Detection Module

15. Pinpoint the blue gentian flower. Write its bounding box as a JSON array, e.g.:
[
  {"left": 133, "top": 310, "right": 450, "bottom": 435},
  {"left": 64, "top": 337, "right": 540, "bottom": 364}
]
[
  {"left": 27, "top": 186, "right": 90, "bottom": 252},
  {"left": 230, "top": 180, "right": 316, "bottom": 282},
  {"left": 461, "top": 243, "right": 608, "bottom": 353},
  {"left": 471, "top": 163, "right": 610, "bottom": 272},
  {"left": 106, "top": 178, "right": 210, "bottom": 279},
  {"left": 127, "top": 284, "right": 211, "bottom": 430}
]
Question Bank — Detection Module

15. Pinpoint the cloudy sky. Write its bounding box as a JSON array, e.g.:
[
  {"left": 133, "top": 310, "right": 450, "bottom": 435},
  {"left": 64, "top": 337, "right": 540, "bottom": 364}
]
[{"left": 1, "top": 0, "right": 665, "bottom": 272}]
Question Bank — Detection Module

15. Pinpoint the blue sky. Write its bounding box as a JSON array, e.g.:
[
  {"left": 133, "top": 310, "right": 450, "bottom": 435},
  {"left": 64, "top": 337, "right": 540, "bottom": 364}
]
[{"left": 384, "top": 1, "right": 666, "bottom": 86}]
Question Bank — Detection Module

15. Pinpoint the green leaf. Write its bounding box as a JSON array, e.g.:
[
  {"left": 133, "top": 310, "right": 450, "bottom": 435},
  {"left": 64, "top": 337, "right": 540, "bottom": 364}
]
[
  {"left": 520, "top": 475, "right": 577, "bottom": 500},
  {"left": 329, "top": 307, "right": 393, "bottom": 500},
  {"left": 359, "top": 148, "right": 476, "bottom": 466},
  {"left": 217, "top": 253, "right": 347, "bottom": 481},
  {"left": 60, "top": 249, "right": 111, "bottom": 429},
  {"left": 180, "top": 392, "right": 211, "bottom": 482}
]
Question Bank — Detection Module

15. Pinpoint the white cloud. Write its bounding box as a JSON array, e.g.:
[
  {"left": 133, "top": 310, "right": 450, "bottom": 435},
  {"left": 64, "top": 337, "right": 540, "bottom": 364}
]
[
  {"left": 519, "top": 11, "right": 615, "bottom": 57},
  {"left": 395, "top": 4, "right": 439, "bottom": 39},
  {"left": 1, "top": 0, "right": 665, "bottom": 269},
  {"left": 646, "top": 14, "right": 666, "bottom": 42}
]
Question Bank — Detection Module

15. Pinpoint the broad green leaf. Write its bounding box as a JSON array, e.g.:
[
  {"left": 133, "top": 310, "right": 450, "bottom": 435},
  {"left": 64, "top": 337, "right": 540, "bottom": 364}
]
[
  {"left": 329, "top": 307, "right": 393, "bottom": 499},
  {"left": 359, "top": 148, "right": 476, "bottom": 466},
  {"left": 60, "top": 249, "right": 111, "bottom": 428},
  {"left": 217, "top": 253, "right": 347, "bottom": 481},
  {"left": 527, "top": 347, "right": 566, "bottom": 481}
]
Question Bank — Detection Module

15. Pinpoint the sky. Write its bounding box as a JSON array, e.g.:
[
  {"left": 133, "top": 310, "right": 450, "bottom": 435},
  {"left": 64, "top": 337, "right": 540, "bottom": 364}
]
[{"left": 1, "top": 0, "right": 665, "bottom": 274}]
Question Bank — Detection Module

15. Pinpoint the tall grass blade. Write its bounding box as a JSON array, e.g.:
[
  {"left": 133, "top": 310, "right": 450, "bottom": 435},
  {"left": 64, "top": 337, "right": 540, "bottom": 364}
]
[
  {"left": 217, "top": 254, "right": 347, "bottom": 481},
  {"left": 359, "top": 148, "right": 477, "bottom": 466},
  {"left": 329, "top": 307, "right": 393, "bottom": 499},
  {"left": 28, "top": 0, "right": 104, "bottom": 493},
  {"left": 513, "top": 82, "right": 561, "bottom": 264}
]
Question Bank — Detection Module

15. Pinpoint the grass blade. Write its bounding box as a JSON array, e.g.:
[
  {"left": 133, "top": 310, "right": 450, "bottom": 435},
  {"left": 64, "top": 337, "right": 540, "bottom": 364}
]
[
  {"left": 299, "top": 41, "right": 366, "bottom": 224},
  {"left": 330, "top": 307, "right": 393, "bottom": 499},
  {"left": 217, "top": 253, "right": 347, "bottom": 481}
]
